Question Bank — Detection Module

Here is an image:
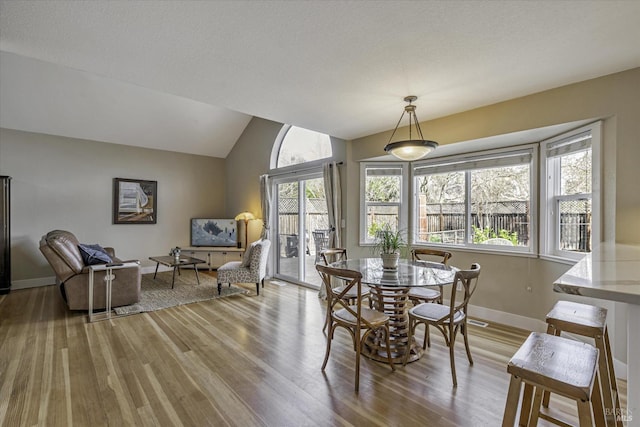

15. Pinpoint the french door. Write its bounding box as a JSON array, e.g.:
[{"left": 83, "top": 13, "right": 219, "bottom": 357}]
[{"left": 272, "top": 172, "right": 328, "bottom": 288}]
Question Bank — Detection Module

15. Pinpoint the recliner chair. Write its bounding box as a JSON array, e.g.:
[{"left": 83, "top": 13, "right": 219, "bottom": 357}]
[{"left": 39, "top": 230, "right": 141, "bottom": 310}]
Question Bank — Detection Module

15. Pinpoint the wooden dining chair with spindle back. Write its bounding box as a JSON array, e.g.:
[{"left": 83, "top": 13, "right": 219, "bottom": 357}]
[{"left": 316, "top": 263, "right": 395, "bottom": 392}]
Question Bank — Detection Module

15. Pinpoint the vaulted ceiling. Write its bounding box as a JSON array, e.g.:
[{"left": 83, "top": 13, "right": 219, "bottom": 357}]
[{"left": 1, "top": 1, "right": 639, "bottom": 158}]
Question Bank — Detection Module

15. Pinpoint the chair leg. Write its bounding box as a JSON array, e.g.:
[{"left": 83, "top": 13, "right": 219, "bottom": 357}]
[
  {"left": 591, "top": 370, "right": 607, "bottom": 427},
  {"left": 502, "top": 375, "right": 523, "bottom": 426},
  {"left": 425, "top": 323, "right": 431, "bottom": 348},
  {"left": 594, "top": 333, "right": 615, "bottom": 419},
  {"left": 527, "top": 387, "right": 544, "bottom": 426},
  {"left": 519, "top": 383, "right": 535, "bottom": 426},
  {"left": 462, "top": 322, "right": 474, "bottom": 365},
  {"left": 321, "top": 323, "right": 335, "bottom": 371},
  {"left": 256, "top": 282, "right": 260, "bottom": 295},
  {"left": 449, "top": 327, "right": 458, "bottom": 387},
  {"left": 262, "top": 278, "right": 265, "bottom": 288},
  {"left": 322, "top": 305, "right": 330, "bottom": 334},
  {"left": 604, "top": 327, "right": 623, "bottom": 427},
  {"left": 354, "top": 327, "right": 361, "bottom": 392}
]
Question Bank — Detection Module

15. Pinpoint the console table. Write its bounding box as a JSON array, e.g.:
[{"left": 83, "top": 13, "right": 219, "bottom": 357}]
[
  {"left": 182, "top": 247, "right": 244, "bottom": 270},
  {"left": 553, "top": 243, "right": 640, "bottom": 426}
]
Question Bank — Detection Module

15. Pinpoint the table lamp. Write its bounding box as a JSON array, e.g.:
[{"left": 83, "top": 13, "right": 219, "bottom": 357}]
[{"left": 234, "top": 211, "right": 255, "bottom": 249}]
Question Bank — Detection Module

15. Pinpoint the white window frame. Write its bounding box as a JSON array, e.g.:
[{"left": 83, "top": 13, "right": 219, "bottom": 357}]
[
  {"left": 540, "top": 122, "right": 601, "bottom": 261},
  {"left": 411, "top": 145, "right": 538, "bottom": 255},
  {"left": 359, "top": 162, "right": 409, "bottom": 245}
]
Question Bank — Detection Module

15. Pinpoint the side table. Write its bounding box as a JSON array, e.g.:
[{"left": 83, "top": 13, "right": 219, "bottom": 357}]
[{"left": 88, "top": 261, "right": 140, "bottom": 323}]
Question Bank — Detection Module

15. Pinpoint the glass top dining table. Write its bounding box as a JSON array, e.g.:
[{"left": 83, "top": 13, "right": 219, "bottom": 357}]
[
  {"left": 328, "top": 257, "right": 457, "bottom": 363},
  {"left": 328, "top": 257, "right": 456, "bottom": 288}
]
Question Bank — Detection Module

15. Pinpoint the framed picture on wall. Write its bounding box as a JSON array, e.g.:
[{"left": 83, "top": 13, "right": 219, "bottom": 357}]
[{"left": 113, "top": 178, "right": 157, "bottom": 224}]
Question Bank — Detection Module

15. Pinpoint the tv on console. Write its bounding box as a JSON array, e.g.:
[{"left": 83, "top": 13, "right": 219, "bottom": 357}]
[{"left": 190, "top": 218, "right": 237, "bottom": 247}]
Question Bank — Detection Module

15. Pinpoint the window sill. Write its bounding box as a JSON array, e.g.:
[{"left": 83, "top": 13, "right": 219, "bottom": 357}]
[{"left": 538, "top": 254, "right": 581, "bottom": 266}]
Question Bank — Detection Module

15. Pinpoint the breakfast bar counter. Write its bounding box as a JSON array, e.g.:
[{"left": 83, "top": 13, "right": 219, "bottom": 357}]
[{"left": 553, "top": 243, "right": 640, "bottom": 426}]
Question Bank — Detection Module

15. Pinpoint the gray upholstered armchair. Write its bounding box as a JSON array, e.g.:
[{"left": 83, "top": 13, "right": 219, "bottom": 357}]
[
  {"left": 217, "top": 239, "right": 271, "bottom": 296},
  {"left": 39, "top": 230, "right": 141, "bottom": 310}
]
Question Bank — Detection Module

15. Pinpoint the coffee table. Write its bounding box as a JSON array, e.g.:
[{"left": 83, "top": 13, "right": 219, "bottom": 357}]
[{"left": 149, "top": 255, "right": 206, "bottom": 288}]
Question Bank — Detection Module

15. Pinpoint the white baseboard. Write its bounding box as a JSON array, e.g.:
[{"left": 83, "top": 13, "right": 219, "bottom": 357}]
[
  {"left": 12, "top": 276, "right": 56, "bottom": 290},
  {"left": 465, "top": 302, "right": 548, "bottom": 332}
]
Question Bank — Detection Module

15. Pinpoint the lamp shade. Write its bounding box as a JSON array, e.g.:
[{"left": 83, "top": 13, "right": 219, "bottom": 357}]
[
  {"left": 234, "top": 211, "right": 255, "bottom": 222},
  {"left": 384, "top": 96, "right": 438, "bottom": 161},
  {"left": 384, "top": 140, "right": 438, "bottom": 161}
]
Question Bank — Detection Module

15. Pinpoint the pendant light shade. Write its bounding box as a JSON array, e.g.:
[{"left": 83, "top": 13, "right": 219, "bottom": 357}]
[{"left": 384, "top": 96, "right": 438, "bottom": 161}]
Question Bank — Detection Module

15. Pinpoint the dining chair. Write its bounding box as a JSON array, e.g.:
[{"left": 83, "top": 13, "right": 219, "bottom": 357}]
[
  {"left": 316, "top": 264, "right": 395, "bottom": 392},
  {"left": 404, "top": 263, "right": 481, "bottom": 387},
  {"left": 312, "top": 230, "right": 331, "bottom": 262},
  {"left": 319, "top": 248, "right": 372, "bottom": 331},
  {"left": 407, "top": 248, "right": 453, "bottom": 305}
]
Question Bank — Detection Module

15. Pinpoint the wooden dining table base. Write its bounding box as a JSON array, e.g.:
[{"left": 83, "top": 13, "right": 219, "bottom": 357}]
[{"left": 362, "top": 286, "right": 424, "bottom": 364}]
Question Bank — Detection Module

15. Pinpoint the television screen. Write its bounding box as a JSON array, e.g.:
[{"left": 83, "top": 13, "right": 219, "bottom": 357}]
[{"left": 191, "top": 218, "right": 237, "bottom": 247}]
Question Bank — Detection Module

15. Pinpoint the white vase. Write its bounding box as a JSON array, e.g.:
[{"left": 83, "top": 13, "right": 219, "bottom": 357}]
[{"left": 380, "top": 252, "right": 400, "bottom": 269}]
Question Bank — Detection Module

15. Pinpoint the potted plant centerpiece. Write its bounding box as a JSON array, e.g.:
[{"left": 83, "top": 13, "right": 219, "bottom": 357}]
[{"left": 372, "top": 224, "right": 405, "bottom": 270}]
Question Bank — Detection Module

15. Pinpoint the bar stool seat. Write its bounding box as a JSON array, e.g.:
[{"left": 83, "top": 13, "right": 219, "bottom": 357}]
[
  {"left": 545, "top": 300, "right": 621, "bottom": 426},
  {"left": 502, "top": 332, "right": 606, "bottom": 426}
]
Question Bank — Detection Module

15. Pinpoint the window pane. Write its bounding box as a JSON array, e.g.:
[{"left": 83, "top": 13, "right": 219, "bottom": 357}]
[
  {"left": 559, "top": 199, "right": 592, "bottom": 253},
  {"left": 416, "top": 172, "right": 465, "bottom": 244},
  {"left": 277, "top": 126, "right": 332, "bottom": 167},
  {"left": 366, "top": 205, "right": 399, "bottom": 239},
  {"left": 366, "top": 175, "right": 401, "bottom": 202},
  {"left": 470, "top": 165, "right": 530, "bottom": 247},
  {"left": 560, "top": 149, "right": 592, "bottom": 195}
]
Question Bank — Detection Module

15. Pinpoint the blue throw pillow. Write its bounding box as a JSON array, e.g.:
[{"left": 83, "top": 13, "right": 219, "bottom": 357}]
[{"left": 78, "top": 243, "right": 113, "bottom": 265}]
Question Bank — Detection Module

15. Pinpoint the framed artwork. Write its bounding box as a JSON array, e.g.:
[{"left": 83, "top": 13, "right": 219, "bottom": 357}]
[{"left": 113, "top": 178, "right": 157, "bottom": 224}]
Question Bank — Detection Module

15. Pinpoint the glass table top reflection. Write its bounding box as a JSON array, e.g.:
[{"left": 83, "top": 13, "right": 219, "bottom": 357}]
[{"left": 328, "top": 257, "right": 456, "bottom": 287}]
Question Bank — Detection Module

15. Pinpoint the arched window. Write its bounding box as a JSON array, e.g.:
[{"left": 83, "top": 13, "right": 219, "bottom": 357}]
[{"left": 275, "top": 125, "right": 332, "bottom": 168}]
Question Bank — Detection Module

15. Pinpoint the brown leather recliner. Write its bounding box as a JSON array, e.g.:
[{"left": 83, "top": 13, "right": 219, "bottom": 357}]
[{"left": 39, "top": 230, "right": 141, "bottom": 310}]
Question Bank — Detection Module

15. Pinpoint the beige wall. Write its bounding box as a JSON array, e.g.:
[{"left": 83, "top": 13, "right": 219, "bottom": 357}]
[
  {"left": 0, "top": 128, "right": 227, "bottom": 283},
  {"left": 225, "top": 117, "right": 283, "bottom": 245},
  {"left": 224, "top": 68, "right": 638, "bottom": 366}
]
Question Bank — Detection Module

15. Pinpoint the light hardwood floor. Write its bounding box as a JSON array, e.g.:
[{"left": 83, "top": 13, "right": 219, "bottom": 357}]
[{"left": 0, "top": 278, "right": 626, "bottom": 426}]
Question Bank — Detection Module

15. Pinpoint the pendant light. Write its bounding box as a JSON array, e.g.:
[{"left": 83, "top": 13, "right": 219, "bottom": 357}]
[{"left": 384, "top": 96, "right": 438, "bottom": 161}]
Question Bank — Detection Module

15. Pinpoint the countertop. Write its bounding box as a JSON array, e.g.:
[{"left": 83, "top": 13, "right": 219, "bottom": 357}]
[{"left": 553, "top": 242, "right": 640, "bottom": 305}]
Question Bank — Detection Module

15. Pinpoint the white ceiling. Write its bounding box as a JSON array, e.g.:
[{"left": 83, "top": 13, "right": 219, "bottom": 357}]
[{"left": 1, "top": 1, "right": 640, "bottom": 158}]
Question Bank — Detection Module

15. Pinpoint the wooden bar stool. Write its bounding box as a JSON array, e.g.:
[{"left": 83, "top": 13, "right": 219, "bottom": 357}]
[
  {"left": 545, "top": 301, "right": 621, "bottom": 427},
  {"left": 502, "top": 332, "right": 606, "bottom": 427}
]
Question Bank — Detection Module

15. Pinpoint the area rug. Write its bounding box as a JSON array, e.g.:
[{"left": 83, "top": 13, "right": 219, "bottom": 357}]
[{"left": 114, "top": 270, "right": 248, "bottom": 315}]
